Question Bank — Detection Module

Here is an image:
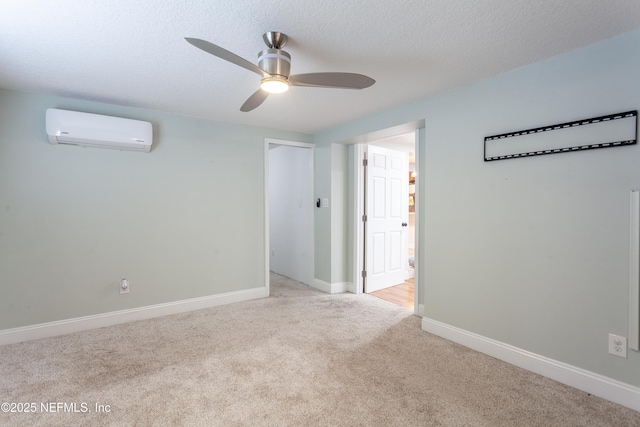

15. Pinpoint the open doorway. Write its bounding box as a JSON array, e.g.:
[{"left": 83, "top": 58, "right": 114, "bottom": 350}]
[
  {"left": 264, "top": 138, "right": 314, "bottom": 295},
  {"left": 351, "top": 127, "right": 422, "bottom": 315},
  {"left": 361, "top": 135, "right": 415, "bottom": 309}
]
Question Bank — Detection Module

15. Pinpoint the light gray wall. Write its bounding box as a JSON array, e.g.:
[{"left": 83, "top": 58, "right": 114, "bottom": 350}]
[
  {"left": 313, "top": 143, "right": 331, "bottom": 282},
  {"left": 268, "top": 145, "right": 312, "bottom": 284},
  {"left": 347, "top": 145, "right": 356, "bottom": 287},
  {"left": 313, "top": 142, "right": 349, "bottom": 285},
  {"left": 0, "top": 89, "right": 310, "bottom": 330},
  {"left": 330, "top": 143, "right": 348, "bottom": 284},
  {"left": 315, "top": 28, "right": 640, "bottom": 387}
]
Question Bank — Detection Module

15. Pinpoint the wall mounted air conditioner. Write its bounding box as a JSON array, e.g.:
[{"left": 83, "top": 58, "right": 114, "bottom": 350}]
[{"left": 45, "top": 108, "right": 153, "bottom": 152}]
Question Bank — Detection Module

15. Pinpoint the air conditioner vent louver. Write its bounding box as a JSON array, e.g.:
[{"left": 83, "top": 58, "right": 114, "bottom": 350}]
[{"left": 45, "top": 109, "right": 153, "bottom": 153}]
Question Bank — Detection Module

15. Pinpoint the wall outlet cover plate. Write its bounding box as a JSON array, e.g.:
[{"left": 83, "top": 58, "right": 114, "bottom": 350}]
[{"left": 608, "top": 333, "right": 627, "bottom": 358}]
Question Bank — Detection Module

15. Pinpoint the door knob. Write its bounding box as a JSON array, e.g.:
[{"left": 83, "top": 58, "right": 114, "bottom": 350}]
[{"left": 402, "top": 222, "right": 408, "bottom": 227}]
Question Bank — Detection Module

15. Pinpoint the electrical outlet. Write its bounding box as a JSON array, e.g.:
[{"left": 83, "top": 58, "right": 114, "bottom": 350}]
[
  {"left": 608, "top": 333, "right": 627, "bottom": 358},
  {"left": 120, "top": 278, "right": 130, "bottom": 295}
]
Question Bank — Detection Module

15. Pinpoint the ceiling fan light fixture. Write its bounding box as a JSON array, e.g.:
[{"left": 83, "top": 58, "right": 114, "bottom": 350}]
[
  {"left": 261, "top": 77, "right": 290, "bottom": 94},
  {"left": 184, "top": 33, "right": 375, "bottom": 112}
]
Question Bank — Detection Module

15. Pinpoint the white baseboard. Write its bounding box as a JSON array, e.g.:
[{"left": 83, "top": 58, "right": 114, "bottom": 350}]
[
  {"left": 421, "top": 317, "right": 640, "bottom": 413},
  {"left": 312, "top": 279, "right": 349, "bottom": 294},
  {"left": 311, "top": 278, "right": 332, "bottom": 293},
  {"left": 0, "top": 287, "right": 268, "bottom": 346},
  {"left": 332, "top": 282, "right": 350, "bottom": 293}
]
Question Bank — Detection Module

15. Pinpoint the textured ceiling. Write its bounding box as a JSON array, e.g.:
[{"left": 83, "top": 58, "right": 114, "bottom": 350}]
[{"left": 2, "top": 1, "right": 640, "bottom": 134}]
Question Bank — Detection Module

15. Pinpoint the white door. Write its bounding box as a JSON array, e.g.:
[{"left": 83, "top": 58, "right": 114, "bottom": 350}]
[{"left": 365, "top": 145, "right": 408, "bottom": 293}]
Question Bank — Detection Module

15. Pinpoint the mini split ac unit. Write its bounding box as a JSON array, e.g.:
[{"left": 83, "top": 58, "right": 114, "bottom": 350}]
[{"left": 45, "top": 108, "right": 153, "bottom": 152}]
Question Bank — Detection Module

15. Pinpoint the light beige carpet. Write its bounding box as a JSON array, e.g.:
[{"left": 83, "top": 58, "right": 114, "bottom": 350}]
[{"left": 1, "top": 273, "right": 639, "bottom": 426}]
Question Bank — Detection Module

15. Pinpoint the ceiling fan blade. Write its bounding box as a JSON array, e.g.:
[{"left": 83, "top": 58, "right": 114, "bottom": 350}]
[
  {"left": 289, "top": 73, "right": 375, "bottom": 89},
  {"left": 185, "top": 37, "right": 270, "bottom": 79},
  {"left": 240, "top": 89, "right": 269, "bottom": 112}
]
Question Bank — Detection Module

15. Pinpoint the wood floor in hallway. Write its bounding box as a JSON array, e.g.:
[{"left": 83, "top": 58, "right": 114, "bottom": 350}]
[{"left": 369, "top": 278, "right": 414, "bottom": 310}]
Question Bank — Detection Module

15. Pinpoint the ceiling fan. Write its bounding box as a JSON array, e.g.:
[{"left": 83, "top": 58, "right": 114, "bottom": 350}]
[{"left": 185, "top": 32, "right": 375, "bottom": 112}]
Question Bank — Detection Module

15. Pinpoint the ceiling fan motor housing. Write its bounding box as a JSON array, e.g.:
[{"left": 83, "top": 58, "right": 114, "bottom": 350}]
[{"left": 258, "top": 48, "right": 291, "bottom": 79}]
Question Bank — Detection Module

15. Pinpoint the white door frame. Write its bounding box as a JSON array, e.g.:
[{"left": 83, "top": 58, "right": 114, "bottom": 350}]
[
  {"left": 352, "top": 129, "right": 422, "bottom": 315},
  {"left": 264, "top": 138, "right": 315, "bottom": 295}
]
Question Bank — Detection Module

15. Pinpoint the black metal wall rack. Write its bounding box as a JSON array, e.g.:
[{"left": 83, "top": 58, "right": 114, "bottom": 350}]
[{"left": 484, "top": 110, "right": 638, "bottom": 162}]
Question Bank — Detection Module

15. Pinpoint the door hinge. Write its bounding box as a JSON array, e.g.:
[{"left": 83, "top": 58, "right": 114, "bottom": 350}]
[
  {"left": 361, "top": 270, "right": 367, "bottom": 278},
  {"left": 362, "top": 158, "right": 368, "bottom": 167},
  {"left": 362, "top": 214, "right": 367, "bottom": 222}
]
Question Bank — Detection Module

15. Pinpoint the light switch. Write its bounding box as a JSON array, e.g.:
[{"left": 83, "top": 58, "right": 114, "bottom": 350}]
[{"left": 322, "top": 198, "right": 329, "bottom": 208}]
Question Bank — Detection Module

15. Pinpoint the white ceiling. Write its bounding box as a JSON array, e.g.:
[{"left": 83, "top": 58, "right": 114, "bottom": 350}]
[{"left": 2, "top": 1, "right": 640, "bottom": 135}]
